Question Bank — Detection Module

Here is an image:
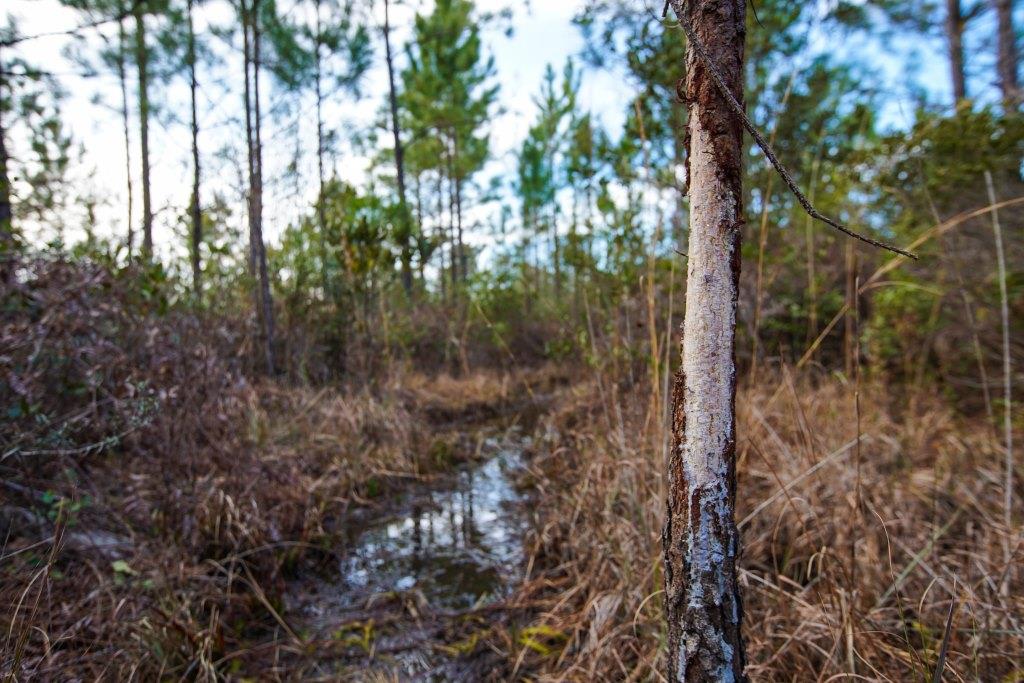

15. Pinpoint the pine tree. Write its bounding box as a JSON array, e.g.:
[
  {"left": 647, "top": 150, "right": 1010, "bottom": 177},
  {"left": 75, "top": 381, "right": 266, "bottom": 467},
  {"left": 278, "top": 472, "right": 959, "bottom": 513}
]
[
  {"left": 0, "top": 38, "right": 12, "bottom": 282},
  {"left": 134, "top": 0, "right": 154, "bottom": 257},
  {"left": 294, "top": 0, "right": 370, "bottom": 298},
  {"left": 383, "top": 0, "right": 413, "bottom": 297},
  {"left": 239, "top": 0, "right": 276, "bottom": 372},
  {"left": 0, "top": 24, "right": 73, "bottom": 254},
  {"left": 61, "top": 0, "right": 140, "bottom": 258},
  {"left": 994, "top": 0, "right": 1020, "bottom": 106},
  {"left": 186, "top": 0, "right": 202, "bottom": 294},
  {"left": 662, "top": 1, "right": 748, "bottom": 679},
  {"left": 401, "top": 0, "right": 498, "bottom": 287}
]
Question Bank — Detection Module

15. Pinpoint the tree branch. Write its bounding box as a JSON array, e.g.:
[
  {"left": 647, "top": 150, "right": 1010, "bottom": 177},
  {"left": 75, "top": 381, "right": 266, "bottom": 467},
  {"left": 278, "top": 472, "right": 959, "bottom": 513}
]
[
  {"left": 664, "top": 0, "right": 919, "bottom": 260},
  {"left": 0, "top": 0, "right": 149, "bottom": 48}
]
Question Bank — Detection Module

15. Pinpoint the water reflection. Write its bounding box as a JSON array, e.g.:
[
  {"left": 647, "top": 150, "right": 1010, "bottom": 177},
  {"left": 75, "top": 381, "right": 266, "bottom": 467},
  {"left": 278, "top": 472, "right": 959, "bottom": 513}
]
[{"left": 340, "top": 442, "right": 527, "bottom": 610}]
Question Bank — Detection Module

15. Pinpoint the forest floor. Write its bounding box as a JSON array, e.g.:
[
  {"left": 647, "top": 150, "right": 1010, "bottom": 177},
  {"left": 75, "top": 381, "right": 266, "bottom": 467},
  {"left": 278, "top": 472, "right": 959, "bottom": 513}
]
[
  {"left": 2, "top": 261, "right": 1022, "bottom": 681},
  {"left": 0, "top": 259, "right": 574, "bottom": 680}
]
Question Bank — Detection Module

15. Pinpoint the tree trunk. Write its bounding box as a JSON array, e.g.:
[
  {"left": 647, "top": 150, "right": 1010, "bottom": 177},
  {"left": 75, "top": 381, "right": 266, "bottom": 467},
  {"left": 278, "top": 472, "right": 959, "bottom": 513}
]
[
  {"left": 188, "top": 0, "right": 202, "bottom": 294},
  {"left": 456, "top": 178, "right": 465, "bottom": 281},
  {"left": 452, "top": 132, "right": 466, "bottom": 283},
  {"left": 446, "top": 147, "right": 459, "bottom": 288},
  {"left": 242, "top": 0, "right": 257, "bottom": 278},
  {"left": 436, "top": 170, "right": 447, "bottom": 303},
  {"left": 117, "top": 12, "right": 135, "bottom": 261},
  {"left": 946, "top": 0, "right": 967, "bottom": 104},
  {"left": 252, "top": 0, "right": 276, "bottom": 373},
  {"left": 552, "top": 209, "right": 561, "bottom": 297},
  {"left": 995, "top": 0, "right": 1020, "bottom": 106},
  {"left": 135, "top": 4, "right": 153, "bottom": 257},
  {"left": 241, "top": 0, "right": 274, "bottom": 373},
  {"left": 314, "top": 0, "right": 328, "bottom": 298},
  {"left": 663, "top": 2, "right": 747, "bottom": 681},
  {"left": 415, "top": 172, "right": 425, "bottom": 285},
  {"left": 384, "top": 0, "right": 413, "bottom": 296},
  {"left": 0, "top": 51, "right": 13, "bottom": 284}
]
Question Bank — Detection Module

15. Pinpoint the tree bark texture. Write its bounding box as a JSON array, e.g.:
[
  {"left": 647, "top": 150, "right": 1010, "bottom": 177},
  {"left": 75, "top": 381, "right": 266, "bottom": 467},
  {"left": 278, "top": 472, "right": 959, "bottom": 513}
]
[{"left": 663, "top": 1, "right": 747, "bottom": 681}]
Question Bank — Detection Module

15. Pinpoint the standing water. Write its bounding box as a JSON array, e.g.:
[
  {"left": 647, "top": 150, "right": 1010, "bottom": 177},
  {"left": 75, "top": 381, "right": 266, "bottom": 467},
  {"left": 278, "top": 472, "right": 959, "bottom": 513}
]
[{"left": 287, "top": 429, "right": 533, "bottom": 675}]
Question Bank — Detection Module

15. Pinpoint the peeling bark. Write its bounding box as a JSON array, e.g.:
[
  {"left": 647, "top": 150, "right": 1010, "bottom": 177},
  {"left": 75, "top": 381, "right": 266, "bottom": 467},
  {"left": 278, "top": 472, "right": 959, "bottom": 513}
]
[{"left": 663, "top": 1, "right": 747, "bottom": 681}]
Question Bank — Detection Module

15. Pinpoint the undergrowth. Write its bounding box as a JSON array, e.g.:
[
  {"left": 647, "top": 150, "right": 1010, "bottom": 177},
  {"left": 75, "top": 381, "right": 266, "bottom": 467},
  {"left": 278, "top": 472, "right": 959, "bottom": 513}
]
[
  {"left": 0, "top": 258, "right": 522, "bottom": 679},
  {"left": 2, "top": 258, "right": 1021, "bottom": 681},
  {"left": 504, "top": 374, "right": 1023, "bottom": 681}
]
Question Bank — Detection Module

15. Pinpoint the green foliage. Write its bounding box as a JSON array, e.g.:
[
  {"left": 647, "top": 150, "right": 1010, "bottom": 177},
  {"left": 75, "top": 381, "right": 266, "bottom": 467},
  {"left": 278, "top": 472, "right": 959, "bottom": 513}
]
[
  {"left": 401, "top": 0, "right": 498, "bottom": 184},
  {"left": 1, "top": 23, "right": 73, "bottom": 234}
]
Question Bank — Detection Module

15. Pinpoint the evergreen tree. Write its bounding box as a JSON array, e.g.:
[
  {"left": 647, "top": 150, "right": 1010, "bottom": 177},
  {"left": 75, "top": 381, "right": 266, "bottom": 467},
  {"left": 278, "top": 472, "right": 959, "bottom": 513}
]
[
  {"left": 0, "top": 22, "right": 73, "bottom": 256},
  {"left": 293, "top": 0, "right": 371, "bottom": 298},
  {"left": 400, "top": 0, "right": 498, "bottom": 287}
]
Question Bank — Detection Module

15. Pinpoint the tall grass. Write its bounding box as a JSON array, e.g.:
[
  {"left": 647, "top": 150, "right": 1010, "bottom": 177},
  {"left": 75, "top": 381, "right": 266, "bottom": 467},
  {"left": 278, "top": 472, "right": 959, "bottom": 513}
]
[{"left": 506, "top": 369, "right": 1021, "bottom": 681}]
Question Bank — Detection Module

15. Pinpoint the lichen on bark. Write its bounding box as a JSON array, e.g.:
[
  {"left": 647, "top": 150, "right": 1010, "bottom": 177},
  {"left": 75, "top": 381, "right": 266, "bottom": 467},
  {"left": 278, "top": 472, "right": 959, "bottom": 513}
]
[{"left": 662, "top": 1, "right": 748, "bottom": 681}]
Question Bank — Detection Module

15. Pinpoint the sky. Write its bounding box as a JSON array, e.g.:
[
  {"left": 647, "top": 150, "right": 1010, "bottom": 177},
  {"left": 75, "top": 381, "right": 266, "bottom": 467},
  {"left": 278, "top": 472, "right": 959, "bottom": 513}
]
[
  {"left": 2, "top": 0, "right": 998, "bottom": 264},
  {"left": 5, "top": 0, "right": 636, "bottom": 260}
]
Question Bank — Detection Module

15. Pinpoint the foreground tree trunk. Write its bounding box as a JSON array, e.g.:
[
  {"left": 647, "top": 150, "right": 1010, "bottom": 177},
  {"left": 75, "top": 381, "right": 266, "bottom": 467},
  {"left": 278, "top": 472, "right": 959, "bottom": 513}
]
[
  {"left": 135, "top": 4, "right": 153, "bottom": 257},
  {"left": 946, "top": 0, "right": 968, "bottom": 103},
  {"left": 188, "top": 0, "right": 202, "bottom": 294},
  {"left": 663, "top": 1, "right": 747, "bottom": 681},
  {"left": 994, "top": 0, "right": 1020, "bottom": 107}
]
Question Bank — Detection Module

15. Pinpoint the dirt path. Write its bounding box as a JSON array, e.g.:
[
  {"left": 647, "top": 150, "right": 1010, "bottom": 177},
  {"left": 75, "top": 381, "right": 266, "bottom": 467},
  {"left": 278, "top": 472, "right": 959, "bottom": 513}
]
[{"left": 284, "top": 422, "right": 535, "bottom": 680}]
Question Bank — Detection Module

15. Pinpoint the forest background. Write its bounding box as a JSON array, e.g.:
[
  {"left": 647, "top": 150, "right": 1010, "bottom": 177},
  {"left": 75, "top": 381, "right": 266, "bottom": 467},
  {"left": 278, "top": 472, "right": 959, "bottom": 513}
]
[{"left": 1, "top": 0, "right": 1022, "bottom": 679}]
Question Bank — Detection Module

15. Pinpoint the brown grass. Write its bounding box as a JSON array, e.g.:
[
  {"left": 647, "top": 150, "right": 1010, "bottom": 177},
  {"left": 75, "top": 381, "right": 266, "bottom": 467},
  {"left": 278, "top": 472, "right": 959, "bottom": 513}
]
[
  {"left": 0, "top": 259, "right": 524, "bottom": 680},
  {"left": 502, "top": 371, "right": 1022, "bottom": 681},
  {"left": 2, "top": 258, "right": 1020, "bottom": 680}
]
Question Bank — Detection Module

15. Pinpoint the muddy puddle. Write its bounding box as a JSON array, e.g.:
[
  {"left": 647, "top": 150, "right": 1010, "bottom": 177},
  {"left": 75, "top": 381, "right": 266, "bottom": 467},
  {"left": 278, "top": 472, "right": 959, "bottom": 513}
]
[{"left": 286, "top": 428, "right": 533, "bottom": 676}]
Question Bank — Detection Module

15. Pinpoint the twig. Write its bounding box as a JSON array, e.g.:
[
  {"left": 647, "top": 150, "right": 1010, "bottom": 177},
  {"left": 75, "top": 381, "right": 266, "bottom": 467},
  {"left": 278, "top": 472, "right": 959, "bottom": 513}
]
[
  {"left": 876, "top": 507, "right": 963, "bottom": 608},
  {"left": 738, "top": 435, "right": 865, "bottom": 529},
  {"left": 985, "top": 171, "right": 1014, "bottom": 592},
  {"left": 0, "top": 0, "right": 149, "bottom": 47},
  {"left": 664, "top": 1, "right": 918, "bottom": 260}
]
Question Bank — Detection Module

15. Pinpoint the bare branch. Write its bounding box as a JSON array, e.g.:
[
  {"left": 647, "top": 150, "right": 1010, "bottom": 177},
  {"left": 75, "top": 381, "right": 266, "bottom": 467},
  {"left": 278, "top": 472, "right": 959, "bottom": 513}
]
[
  {"left": 0, "top": 0, "right": 148, "bottom": 48},
  {"left": 664, "top": 1, "right": 919, "bottom": 260}
]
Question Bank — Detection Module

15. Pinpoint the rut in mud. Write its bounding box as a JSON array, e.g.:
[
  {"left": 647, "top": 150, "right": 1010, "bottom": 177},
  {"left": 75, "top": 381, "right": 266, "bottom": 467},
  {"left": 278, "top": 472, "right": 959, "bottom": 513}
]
[{"left": 285, "top": 422, "right": 536, "bottom": 679}]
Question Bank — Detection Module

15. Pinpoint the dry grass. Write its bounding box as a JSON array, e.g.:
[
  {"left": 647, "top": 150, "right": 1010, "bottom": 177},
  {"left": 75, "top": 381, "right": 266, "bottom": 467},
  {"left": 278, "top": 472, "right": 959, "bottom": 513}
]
[
  {"left": 3, "top": 258, "right": 1020, "bottom": 680},
  {"left": 505, "top": 371, "right": 1022, "bottom": 681},
  {"left": 0, "top": 259, "right": 525, "bottom": 680}
]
